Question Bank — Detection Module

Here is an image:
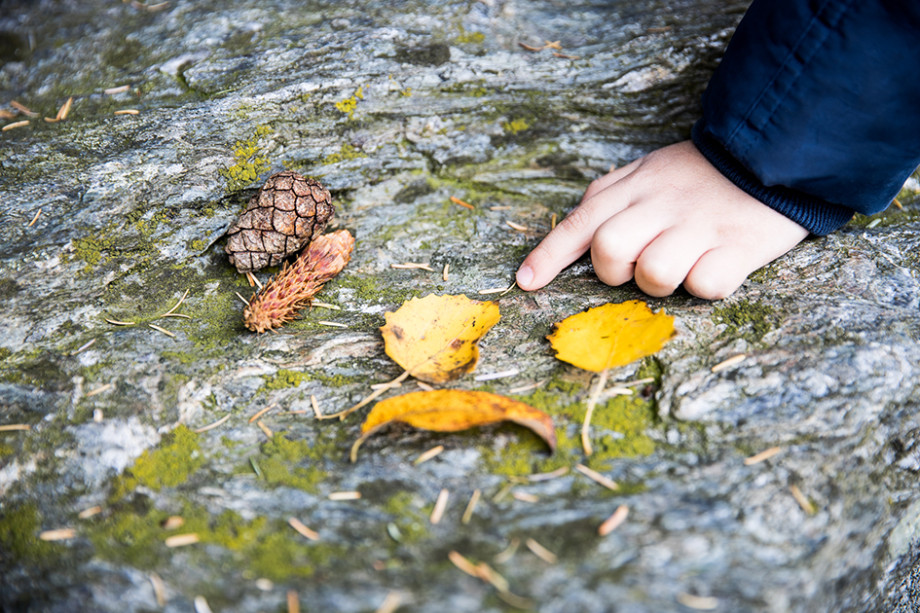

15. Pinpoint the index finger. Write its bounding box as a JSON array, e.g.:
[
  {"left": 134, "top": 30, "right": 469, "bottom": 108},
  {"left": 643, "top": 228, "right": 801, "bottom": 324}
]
[{"left": 516, "top": 172, "right": 636, "bottom": 291}]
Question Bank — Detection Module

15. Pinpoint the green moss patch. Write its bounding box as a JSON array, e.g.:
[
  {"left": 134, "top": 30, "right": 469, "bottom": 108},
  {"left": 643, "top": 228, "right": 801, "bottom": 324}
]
[
  {"left": 116, "top": 425, "right": 203, "bottom": 494},
  {"left": 253, "top": 434, "right": 336, "bottom": 492},
  {"left": 219, "top": 124, "right": 272, "bottom": 192},
  {"left": 87, "top": 501, "right": 347, "bottom": 581},
  {"left": 0, "top": 504, "right": 55, "bottom": 562},
  {"left": 712, "top": 299, "right": 778, "bottom": 344}
]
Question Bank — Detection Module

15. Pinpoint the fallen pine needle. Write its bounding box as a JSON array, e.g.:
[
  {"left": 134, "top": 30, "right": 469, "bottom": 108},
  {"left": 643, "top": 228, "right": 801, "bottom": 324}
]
[
  {"left": 150, "top": 573, "right": 167, "bottom": 607},
  {"left": 104, "top": 85, "right": 131, "bottom": 95},
  {"left": 789, "top": 485, "right": 816, "bottom": 514},
  {"left": 114, "top": 109, "right": 140, "bottom": 115},
  {"left": 194, "top": 596, "right": 213, "bottom": 613},
  {"left": 893, "top": 197, "right": 904, "bottom": 210},
  {"left": 525, "top": 538, "right": 557, "bottom": 563},
  {"left": 160, "top": 288, "right": 190, "bottom": 318},
  {"left": 333, "top": 370, "right": 410, "bottom": 422},
  {"left": 0, "top": 424, "right": 31, "bottom": 432},
  {"left": 72, "top": 338, "right": 96, "bottom": 355},
  {"left": 328, "top": 491, "right": 362, "bottom": 501},
  {"left": 442, "top": 262, "right": 450, "bottom": 282},
  {"left": 288, "top": 517, "right": 319, "bottom": 540},
  {"left": 450, "top": 196, "right": 474, "bottom": 210},
  {"left": 676, "top": 593, "right": 719, "bottom": 611},
  {"left": 164, "top": 533, "right": 199, "bottom": 548},
  {"left": 518, "top": 42, "right": 544, "bottom": 52},
  {"left": 492, "top": 483, "right": 514, "bottom": 502},
  {"left": 311, "top": 394, "right": 323, "bottom": 418},
  {"left": 743, "top": 446, "right": 783, "bottom": 466},
  {"left": 10, "top": 101, "right": 37, "bottom": 116},
  {"left": 85, "top": 383, "right": 114, "bottom": 398},
  {"left": 479, "top": 281, "right": 516, "bottom": 295},
  {"left": 493, "top": 537, "right": 519, "bottom": 563},
  {"left": 526, "top": 466, "right": 569, "bottom": 482},
  {"left": 430, "top": 489, "right": 449, "bottom": 524},
  {"left": 505, "top": 220, "right": 529, "bottom": 232},
  {"left": 553, "top": 52, "right": 580, "bottom": 59},
  {"left": 78, "top": 506, "right": 102, "bottom": 519},
  {"left": 390, "top": 262, "right": 434, "bottom": 272},
  {"left": 248, "top": 403, "right": 275, "bottom": 423},
  {"left": 507, "top": 379, "right": 545, "bottom": 394},
  {"left": 162, "top": 516, "right": 184, "bottom": 530},
  {"left": 39, "top": 528, "right": 76, "bottom": 541},
  {"left": 287, "top": 590, "right": 300, "bottom": 613},
  {"left": 416, "top": 381, "right": 435, "bottom": 391},
  {"left": 375, "top": 591, "right": 406, "bottom": 613},
  {"left": 27, "top": 208, "right": 42, "bottom": 227},
  {"left": 551, "top": 212, "right": 557, "bottom": 229},
  {"left": 598, "top": 504, "right": 629, "bottom": 536},
  {"left": 105, "top": 318, "right": 136, "bottom": 326},
  {"left": 575, "top": 463, "right": 619, "bottom": 490},
  {"left": 512, "top": 491, "right": 539, "bottom": 503},
  {"left": 489, "top": 205, "right": 512, "bottom": 211},
  {"left": 582, "top": 368, "right": 610, "bottom": 456},
  {"left": 448, "top": 551, "right": 530, "bottom": 607},
  {"left": 414, "top": 445, "right": 445, "bottom": 465},
  {"left": 2, "top": 120, "right": 30, "bottom": 131},
  {"left": 57, "top": 97, "right": 73, "bottom": 121},
  {"left": 148, "top": 324, "right": 175, "bottom": 337},
  {"left": 256, "top": 420, "right": 273, "bottom": 438},
  {"left": 544, "top": 40, "right": 563, "bottom": 50},
  {"left": 235, "top": 291, "right": 250, "bottom": 306},
  {"left": 317, "top": 320, "right": 347, "bottom": 328},
  {"left": 711, "top": 353, "right": 747, "bottom": 373},
  {"left": 621, "top": 376, "right": 656, "bottom": 387},
  {"left": 474, "top": 369, "right": 520, "bottom": 382},
  {"left": 311, "top": 301, "right": 340, "bottom": 310},
  {"left": 194, "top": 413, "right": 230, "bottom": 433},
  {"left": 461, "top": 489, "right": 481, "bottom": 525}
]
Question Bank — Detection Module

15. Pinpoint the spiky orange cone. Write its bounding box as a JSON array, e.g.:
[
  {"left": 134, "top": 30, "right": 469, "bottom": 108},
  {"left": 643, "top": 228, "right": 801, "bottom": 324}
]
[{"left": 244, "top": 230, "right": 355, "bottom": 333}]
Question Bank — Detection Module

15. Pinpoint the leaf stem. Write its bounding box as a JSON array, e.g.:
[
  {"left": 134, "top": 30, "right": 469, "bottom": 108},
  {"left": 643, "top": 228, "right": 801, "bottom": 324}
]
[{"left": 581, "top": 368, "right": 610, "bottom": 456}]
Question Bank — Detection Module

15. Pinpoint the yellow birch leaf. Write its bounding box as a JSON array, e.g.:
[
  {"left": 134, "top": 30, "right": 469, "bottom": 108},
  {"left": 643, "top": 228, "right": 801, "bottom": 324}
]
[
  {"left": 380, "top": 294, "right": 501, "bottom": 384},
  {"left": 351, "top": 390, "right": 556, "bottom": 461},
  {"left": 547, "top": 300, "right": 675, "bottom": 372}
]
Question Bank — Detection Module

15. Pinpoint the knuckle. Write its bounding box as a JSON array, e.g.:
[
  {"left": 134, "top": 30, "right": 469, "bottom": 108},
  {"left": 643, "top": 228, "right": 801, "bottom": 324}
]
[
  {"left": 560, "top": 205, "right": 594, "bottom": 234},
  {"left": 684, "top": 274, "right": 736, "bottom": 300}
]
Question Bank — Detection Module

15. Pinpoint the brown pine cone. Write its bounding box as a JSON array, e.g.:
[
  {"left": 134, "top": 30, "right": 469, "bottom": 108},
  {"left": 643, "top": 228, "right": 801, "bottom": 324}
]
[{"left": 225, "top": 171, "right": 334, "bottom": 273}]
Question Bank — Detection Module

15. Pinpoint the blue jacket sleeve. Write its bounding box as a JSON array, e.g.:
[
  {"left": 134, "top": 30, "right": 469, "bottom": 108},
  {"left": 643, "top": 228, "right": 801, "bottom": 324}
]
[{"left": 691, "top": 0, "right": 920, "bottom": 235}]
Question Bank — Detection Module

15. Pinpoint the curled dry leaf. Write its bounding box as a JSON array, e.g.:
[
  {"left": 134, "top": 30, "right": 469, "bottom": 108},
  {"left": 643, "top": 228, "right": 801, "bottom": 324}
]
[
  {"left": 380, "top": 294, "right": 500, "bottom": 384},
  {"left": 244, "top": 229, "right": 354, "bottom": 333},
  {"left": 547, "top": 300, "right": 675, "bottom": 372},
  {"left": 350, "top": 390, "right": 556, "bottom": 461}
]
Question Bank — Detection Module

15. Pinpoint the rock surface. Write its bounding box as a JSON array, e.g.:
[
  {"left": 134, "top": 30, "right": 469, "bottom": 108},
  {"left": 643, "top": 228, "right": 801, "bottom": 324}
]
[{"left": 1, "top": 0, "right": 919, "bottom": 611}]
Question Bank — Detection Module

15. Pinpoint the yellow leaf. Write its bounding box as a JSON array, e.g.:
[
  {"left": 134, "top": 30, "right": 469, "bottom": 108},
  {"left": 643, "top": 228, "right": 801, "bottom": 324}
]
[
  {"left": 380, "top": 294, "right": 500, "bottom": 384},
  {"left": 351, "top": 390, "right": 556, "bottom": 461},
  {"left": 547, "top": 300, "right": 675, "bottom": 372}
]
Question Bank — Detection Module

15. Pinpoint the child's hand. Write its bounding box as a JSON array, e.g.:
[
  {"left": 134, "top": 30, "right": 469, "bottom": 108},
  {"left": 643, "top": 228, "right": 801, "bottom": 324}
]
[{"left": 515, "top": 141, "right": 809, "bottom": 299}]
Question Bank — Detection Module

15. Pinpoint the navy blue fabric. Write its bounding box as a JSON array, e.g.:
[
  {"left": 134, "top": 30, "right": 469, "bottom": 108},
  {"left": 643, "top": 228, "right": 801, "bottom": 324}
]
[{"left": 692, "top": 0, "right": 920, "bottom": 235}]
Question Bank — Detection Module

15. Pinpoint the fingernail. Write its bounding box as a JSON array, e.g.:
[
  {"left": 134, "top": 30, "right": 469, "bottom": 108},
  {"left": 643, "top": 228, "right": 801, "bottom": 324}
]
[{"left": 516, "top": 264, "right": 534, "bottom": 288}]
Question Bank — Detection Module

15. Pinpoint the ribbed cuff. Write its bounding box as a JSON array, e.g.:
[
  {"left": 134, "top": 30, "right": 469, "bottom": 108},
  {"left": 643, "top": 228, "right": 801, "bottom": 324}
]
[{"left": 691, "top": 121, "right": 854, "bottom": 235}]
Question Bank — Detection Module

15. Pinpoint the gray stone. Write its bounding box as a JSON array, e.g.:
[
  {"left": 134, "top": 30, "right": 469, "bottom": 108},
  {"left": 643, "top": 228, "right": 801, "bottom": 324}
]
[{"left": 1, "top": 0, "right": 919, "bottom": 612}]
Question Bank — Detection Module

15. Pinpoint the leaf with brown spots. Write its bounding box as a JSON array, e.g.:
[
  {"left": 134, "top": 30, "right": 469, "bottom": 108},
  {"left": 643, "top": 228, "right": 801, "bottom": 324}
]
[
  {"left": 380, "top": 294, "right": 500, "bottom": 384},
  {"left": 350, "top": 390, "right": 555, "bottom": 461}
]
